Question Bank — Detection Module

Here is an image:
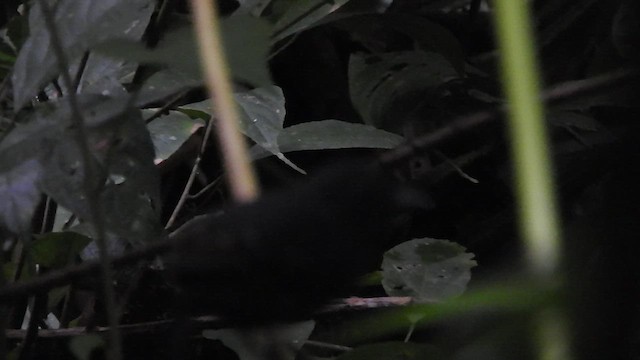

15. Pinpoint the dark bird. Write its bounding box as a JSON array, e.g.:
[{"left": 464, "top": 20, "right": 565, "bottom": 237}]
[{"left": 166, "top": 159, "right": 402, "bottom": 324}]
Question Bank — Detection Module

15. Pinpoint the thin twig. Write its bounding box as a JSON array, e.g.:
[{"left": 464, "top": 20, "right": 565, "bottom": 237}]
[
  {"left": 434, "top": 150, "right": 479, "bottom": 184},
  {"left": 35, "top": 3, "right": 123, "bottom": 359},
  {"left": 165, "top": 158, "right": 202, "bottom": 229},
  {"left": 39, "top": 197, "right": 56, "bottom": 234},
  {"left": 72, "top": 51, "right": 90, "bottom": 92},
  {"left": 143, "top": 88, "right": 191, "bottom": 124},
  {"left": 403, "top": 322, "right": 416, "bottom": 343},
  {"left": 189, "top": 174, "right": 223, "bottom": 199},
  {"left": 543, "top": 68, "right": 638, "bottom": 102},
  {"left": 303, "top": 340, "right": 352, "bottom": 353},
  {"left": 162, "top": 90, "right": 220, "bottom": 228}
]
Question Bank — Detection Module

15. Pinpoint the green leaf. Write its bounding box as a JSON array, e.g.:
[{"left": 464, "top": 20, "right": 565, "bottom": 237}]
[
  {"left": 135, "top": 69, "right": 202, "bottom": 108},
  {"left": 381, "top": 238, "right": 477, "bottom": 303},
  {"left": 0, "top": 95, "right": 162, "bottom": 249},
  {"left": 184, "top": 85, "right": 403, "bottom": 170},
  {"left": 30, "top": 232, "right": 92, "bottom": 269},
  {"left": 349, "top": 51, "right": 458, "bottom": 128},
  {"left": 95, "top": 16, "right": 273, "bottom": 87},
  {"left": 235, "top": 86, "right": 304, "bottom": 171},
  {"left": 336, "top": 341, "right": 443, "bottom": 360},
  {"left": 249, "top": 119, "right": 404, "bottom": 160},
  {"left": 145, "top": 109, "right": 205, "bottom": 164},
  {"left": 222, "top": 15, "right": 273, "bottom": 86},
  {"left": 69, "top": 334, "right": 105, "bottom": 360},
  {"left": 12, "top": 0, "right": 154, "bottom": 109},
  {"left": 183, "top": 86, "right": 305, "bottom": 173},
  {"left": 74, "top": 54, "right": 136, "bottom": 96},
  {"left": 92, "top": 26, "right": 198, "bottom": 76}
]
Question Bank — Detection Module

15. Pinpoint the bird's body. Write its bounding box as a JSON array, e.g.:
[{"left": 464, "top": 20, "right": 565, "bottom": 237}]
[{"left": 166, "top": 159, "right": 399, "bottom": 323}]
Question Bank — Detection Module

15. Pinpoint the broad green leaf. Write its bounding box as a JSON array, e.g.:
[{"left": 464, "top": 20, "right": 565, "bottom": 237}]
[
  {"left": 95, "top": 16, "right": 272, "bottom": 87},
  {"left": 234, "top": 87, "right": 294, "bottom": 168},
  {"left": 183, "top": 86, "right": 305, "bottom": 173},
  {"left": 92, "top": 26, "right": 197, "bottom": 76},
  {"left": 222, "top": 16, "right": 273, "bottom": 86},
  {"left": 381, "top": 238, "right": 476, "bottom": 303},
  {"left": 85, "top": 104, "right": 161, "bottom": 248},
  {"left": 145, "top": 109, "right": 205, "bottom": 164},
  {"left": 135, "top": 69, "right": 202, "bottom": 108},
  {"left": 74, "top": 54, "right": 136, "bottom": 96},
  {"left": 336, "top": 341, "right": 443, "bottom": 360},
  {"left": 0, "top": 95, "right": 161, "bottom": 249},
  {"left": 349, "top": 51, "right": 458, "bottom": 128},
  {"left": 249, "top": 120, "right": 404, "bottom": 160},
  {"left": 12, "top": 0, "right": 154, "bottom": 109}
]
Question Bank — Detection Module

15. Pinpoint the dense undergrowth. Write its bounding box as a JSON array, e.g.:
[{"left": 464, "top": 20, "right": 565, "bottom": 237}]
[{"left": 0, "top": 0, "right": 639, "bottom": 359}]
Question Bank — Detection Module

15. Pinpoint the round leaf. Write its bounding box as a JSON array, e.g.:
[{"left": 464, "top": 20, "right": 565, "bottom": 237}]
[{"left": 382, "top": 238, "right": 477, "bottom": 303}]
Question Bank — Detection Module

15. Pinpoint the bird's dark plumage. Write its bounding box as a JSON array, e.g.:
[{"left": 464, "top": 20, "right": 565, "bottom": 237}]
[{"left": 166, "top": 159, "right": 399, "bottom": 323}]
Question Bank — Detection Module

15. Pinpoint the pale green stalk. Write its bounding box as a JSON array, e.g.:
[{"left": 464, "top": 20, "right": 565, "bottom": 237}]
[
  {"left": 190, "top": 0, "right": 260, "bottom": 203},
  {"left": 492, "top": 1, "right": 570, "bottom": 359}
]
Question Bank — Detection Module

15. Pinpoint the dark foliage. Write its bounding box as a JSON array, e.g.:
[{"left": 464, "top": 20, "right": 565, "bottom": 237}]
[{"left": 0, "top": 0, "right": 639, "bottom": 359}]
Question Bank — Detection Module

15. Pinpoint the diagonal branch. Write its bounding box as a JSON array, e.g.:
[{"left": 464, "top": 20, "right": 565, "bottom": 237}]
[{"left": 380, "top": 68, "right": 640, "bottom": 166}]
